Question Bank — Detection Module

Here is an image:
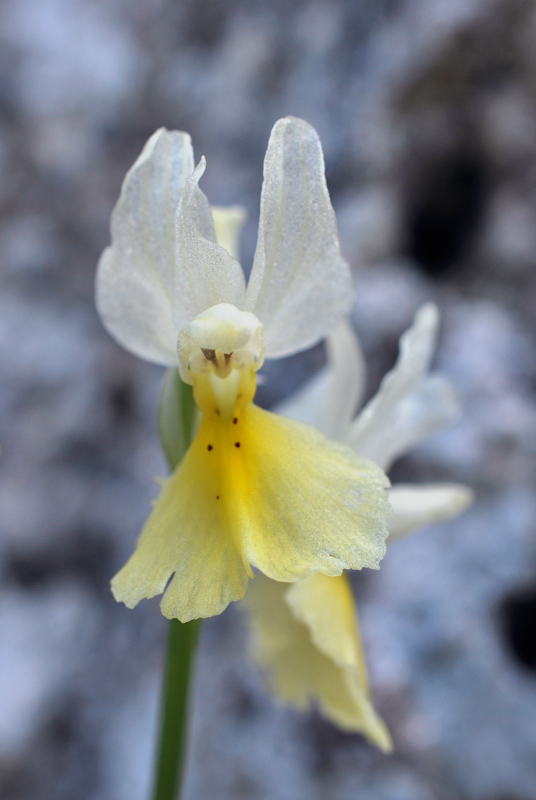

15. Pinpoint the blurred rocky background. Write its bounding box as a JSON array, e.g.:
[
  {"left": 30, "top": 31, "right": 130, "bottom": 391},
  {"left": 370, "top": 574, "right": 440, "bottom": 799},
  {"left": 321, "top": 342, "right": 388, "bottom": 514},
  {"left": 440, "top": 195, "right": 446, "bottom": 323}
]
[{"left": 1, "top": 0, "right": 536, "bottom": 798}]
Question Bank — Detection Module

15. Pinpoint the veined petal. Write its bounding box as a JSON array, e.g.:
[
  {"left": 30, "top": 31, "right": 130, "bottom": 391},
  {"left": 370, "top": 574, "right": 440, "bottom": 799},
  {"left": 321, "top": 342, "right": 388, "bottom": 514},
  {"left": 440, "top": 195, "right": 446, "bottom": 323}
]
[
  {"left": 245, "top": 117, "right": 353, "bottom": 358},
  {"left": 348, "top": 303, "right": 458, "bottom": 470},
  {"left": 96, "top": 129, "right": 194, "bottom": 364},
  {"left": 211, "top": 205, "right": 247, "bottom": 261},
  {"left": 112, "top": 401, "right": 389, "bottom": 622},
  {"left": 388, "top": 483, "right": 474, "bottom": 540},
  {"left": 277, "top": 320, "right": 366, "bottom": 440},
  {"left": 243, "top": 574, "right": 392, "bottom": 750},
  {"left": 174, "top": 160, "right": 246, "bottom": 331}
]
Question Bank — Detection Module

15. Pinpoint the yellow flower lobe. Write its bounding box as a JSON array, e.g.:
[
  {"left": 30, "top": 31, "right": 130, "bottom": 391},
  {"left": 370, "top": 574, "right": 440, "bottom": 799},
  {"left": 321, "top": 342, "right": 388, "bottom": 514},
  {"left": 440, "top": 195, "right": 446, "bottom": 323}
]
[{"left": 112, "top": 351, "right": 389, "bottom": 622}]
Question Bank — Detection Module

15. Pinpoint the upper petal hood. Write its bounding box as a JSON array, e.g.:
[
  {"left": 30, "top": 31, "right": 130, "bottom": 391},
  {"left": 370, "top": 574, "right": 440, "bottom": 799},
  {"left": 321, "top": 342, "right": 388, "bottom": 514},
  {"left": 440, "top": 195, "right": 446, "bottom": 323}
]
[{"left": 174, "top": 159, "right": 246, "bottom": 332}]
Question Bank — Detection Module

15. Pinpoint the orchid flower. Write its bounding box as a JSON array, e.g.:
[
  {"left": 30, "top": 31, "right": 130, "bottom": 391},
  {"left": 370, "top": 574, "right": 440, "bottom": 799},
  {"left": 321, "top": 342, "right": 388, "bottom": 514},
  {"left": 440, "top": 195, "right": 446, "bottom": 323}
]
[
  {"left": 96, "top": 117, "right": 390, "bottom": 623},
  {"left": 244, "top": 305, "right": 473, "bottom": 749}
]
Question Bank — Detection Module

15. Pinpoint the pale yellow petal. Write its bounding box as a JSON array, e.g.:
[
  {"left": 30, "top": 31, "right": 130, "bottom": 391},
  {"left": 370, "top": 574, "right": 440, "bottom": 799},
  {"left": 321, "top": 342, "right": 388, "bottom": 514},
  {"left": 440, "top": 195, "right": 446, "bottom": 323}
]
[
  {"left": 211, "top": 205, "right": 247, "bottom": 261},
  {"left": 243, "top": 574, "right": 392, "bottom": 751},
  {"left": 112, "top": 401, "right": 389, "bottom": 622},
  {"left": 111, "top": 436, "right": 249, "bottom": 622},
  {"left": 237, "top": 406, "right": 389, "bottom": 580},
  {"left": 285, "top": 573, "right": 366, "bottom": 676}
]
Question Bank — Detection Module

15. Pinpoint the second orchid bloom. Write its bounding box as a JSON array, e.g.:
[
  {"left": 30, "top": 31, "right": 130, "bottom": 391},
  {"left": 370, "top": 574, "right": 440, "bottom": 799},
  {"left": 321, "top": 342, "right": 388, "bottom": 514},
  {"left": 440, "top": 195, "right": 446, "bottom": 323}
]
[
  {"left": 97, "top": 117, "right": 390, "bottom": 623},
  {"left": 244, "top": 305, "right": 473, "bottom": 749}
]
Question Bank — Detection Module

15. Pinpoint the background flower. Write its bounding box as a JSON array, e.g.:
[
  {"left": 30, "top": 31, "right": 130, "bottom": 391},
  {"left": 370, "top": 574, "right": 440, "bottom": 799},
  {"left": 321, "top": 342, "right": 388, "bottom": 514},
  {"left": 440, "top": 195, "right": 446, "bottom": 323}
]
[{"left": 244, "top": 305, "right": 473, "bottom": 749}]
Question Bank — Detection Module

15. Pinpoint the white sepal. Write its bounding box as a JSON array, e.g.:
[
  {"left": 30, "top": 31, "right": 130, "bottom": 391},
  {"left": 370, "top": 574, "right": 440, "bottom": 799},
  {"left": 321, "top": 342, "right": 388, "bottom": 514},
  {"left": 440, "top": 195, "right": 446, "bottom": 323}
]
[
  {"left": 278, "top": 320, "right": 366, "bottom": 441},
  {"left": 245, "top": 117, "right": 353, "bottom": 359},
  {"left": 96, "top": 246, "right": 179, "bottom": 364},
  {"left": 387, "top": 483, "right": 474, "bottom": 540},
  {"left": 348, "top": 303, "right": 458, "bottom": 470},
  {"left": 377, "top": 374, "right": 460, "bottom": 470},
  {"left": 96, "top": 128, "right": 195, "bottom": 365},
  {"left": 174, "top": 160, "right": 246, "bottom": 332}
]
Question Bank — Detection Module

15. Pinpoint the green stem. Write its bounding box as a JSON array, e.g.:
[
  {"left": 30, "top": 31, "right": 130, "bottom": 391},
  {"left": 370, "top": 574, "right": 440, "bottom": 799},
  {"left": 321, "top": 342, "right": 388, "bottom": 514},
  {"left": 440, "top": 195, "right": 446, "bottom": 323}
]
[
  {"left": 152, "top": 618, "right": 200, "bottom": 800},
  {"left": 152, "top": 370, "right": 199, "bottom": 800}
]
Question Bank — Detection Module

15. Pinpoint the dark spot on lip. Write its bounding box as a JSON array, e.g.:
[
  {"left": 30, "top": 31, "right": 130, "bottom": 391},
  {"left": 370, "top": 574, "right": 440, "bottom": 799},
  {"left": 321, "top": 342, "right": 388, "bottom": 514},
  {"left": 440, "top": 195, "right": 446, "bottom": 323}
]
[
  {"left": 233, "top": 417, "right": 238, "bottom": 424},
  {"left": 216, "top": 409, "right": 220, "bottom": 415},
  {"left": 234, "top": 442, "right": 241, "bottom": 448},
  {"left": 216, "top": 495, "right": 219, "bottom": 500},
  {"left": 207, "top": 444, "right": 213, "bottom": 451}
]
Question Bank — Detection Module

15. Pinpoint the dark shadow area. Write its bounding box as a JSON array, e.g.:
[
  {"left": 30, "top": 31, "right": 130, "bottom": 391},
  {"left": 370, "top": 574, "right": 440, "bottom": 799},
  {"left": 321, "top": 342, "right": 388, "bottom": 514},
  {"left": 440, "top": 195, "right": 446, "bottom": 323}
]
[
  {"left": 4, "top": 527, "right": 114, "bottom": 595},
  {"left": 404, "top": 148, "right": 488, "bottom": 277},
  {"left": 500, "top": 587, "right": 536, "bottom": 672}
]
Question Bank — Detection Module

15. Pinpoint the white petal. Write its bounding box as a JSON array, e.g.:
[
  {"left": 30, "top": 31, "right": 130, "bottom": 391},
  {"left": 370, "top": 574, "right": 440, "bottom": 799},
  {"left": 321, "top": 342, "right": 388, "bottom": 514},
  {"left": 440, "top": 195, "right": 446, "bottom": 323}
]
[
  {"left": 348, "top": 303, "right": 458, "bottom": 470},
  {"left": 277, "top": 320, "right": 366, "bottom": 441},
  {"left": 96, "top": 128, "right": 194, "bottom": 364},
  {"left": 96, "top": 246, "right": 178, "bottom": 364},
  {"left": 174, "top": 160, "right": 246, "bottom": 331},
  {"left": 211, "top": 205, "right": 247, "bottom": 261},
  {"left": 379, "top": 374, "right": 459, "bottom": 469},
  {"left": 387, "top": 483, "right": 474, "bottom": 540},
  {"left": 245, "top": 117, "right": 353, "bottom": 358}
]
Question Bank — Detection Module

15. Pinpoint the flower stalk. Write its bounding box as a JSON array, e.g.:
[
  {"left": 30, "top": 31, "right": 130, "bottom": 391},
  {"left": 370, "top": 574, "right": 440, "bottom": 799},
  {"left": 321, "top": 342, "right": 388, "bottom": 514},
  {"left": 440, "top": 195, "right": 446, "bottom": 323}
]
[
  {"left": 152, "top": 617, "right": 199, "bottom": 800},
  {"left": 152, "top": 372, "right": 199, "bottom": 800}
]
